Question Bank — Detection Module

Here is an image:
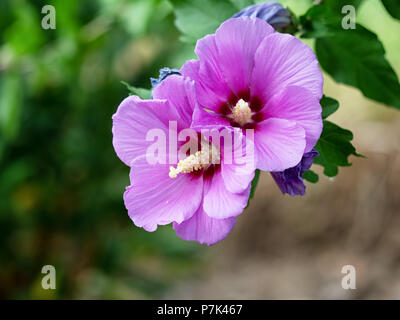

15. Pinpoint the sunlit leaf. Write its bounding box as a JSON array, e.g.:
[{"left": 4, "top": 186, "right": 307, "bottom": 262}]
[
  {"left": 229, "top": 0, "right": 254, "bottom": 10},
  {"left": 121, "top": 81, "right": 151, "bottom": 100},
  {"left": 320, "top": 96, "right": 339, "bottom": 119},
  {"left": 303, "top": 170, "right": 319, "bottom": 183},
  {"left": 301, "top": 5, "right": 400, "bottom": 110},
  {"left": 314, "top": 120, "right": 361, "bottom": 177},
  {"left": 170, "top": 0, "right": 237, "bottom": 43},
  {"left": 382, "top": 0, "right": 400, "bottom": 20}
]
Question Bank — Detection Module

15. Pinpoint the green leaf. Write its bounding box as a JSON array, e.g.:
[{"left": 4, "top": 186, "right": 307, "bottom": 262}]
[
  {"left": 229, "top": 0, "right": 253, "bottom": 10},
  {"left": 320, "top": 95, "right": 339, "bottom": 119},
  {"left": 382, "top": 0, "right": 400, "bottom": 20},
  {"left": 169, "top": 0, "right": 237, "bottom": 43},
  {"left": 121, "top": 81, "right": 151, "bottom": 100},
  {"left": 303, "top": 170, "right": 319, "bottom": 183},
  {"left": 313, "top": 120, "right": 360, "bottom": 177},
  {"left": 299, "top": 5, "right": 341, "bottom": 38},
  {"left": 316, "top": 26, "right": 400, "bottom": 109},
  {"left": 246, "top": 169, "right": 260, "bottom": 208},
  {"left": 323, "top": 0, "right": 362, "bottom": 14},
  {"left": 300, "top": 5, "right": 400, "bottom": 110},
  {"left": 249, "top": 169, "right": 260, "bottom": 199}
]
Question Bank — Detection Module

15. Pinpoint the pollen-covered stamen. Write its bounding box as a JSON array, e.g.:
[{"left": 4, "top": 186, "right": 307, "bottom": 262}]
[
  {"left": 169, "top": 142, "right": 220, "bottom": 178},
  {"left": 169, "top": 151, "right": 208, "bottom": 178},
  {"left": 232, "top": 99, "right": 252, "bottom": 126}
]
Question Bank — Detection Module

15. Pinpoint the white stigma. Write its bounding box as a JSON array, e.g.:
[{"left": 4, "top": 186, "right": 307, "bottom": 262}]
[
  {"left": 232, "top": 99, "right": 252, "bottom": 126},
  {"left": 169, "top": 142, "right": 220, "bottom": 178}
]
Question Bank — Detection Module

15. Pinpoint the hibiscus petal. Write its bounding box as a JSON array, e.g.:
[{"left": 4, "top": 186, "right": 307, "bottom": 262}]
[
  {"left": 112, "top": 96, "right": 170, "bottom": 166},
  {"left": 251, "top": 33, "right": 323, "bottom": 104},
  {"left": 262, "top": 86, "right": 322, "bottom": 152},
  {"left": 203, "top": 168, "right": 250, "bottom": 219},
  {"left": 180, "top": 59, "right": 200, "bottom": 80},
  {"left": 221, "top": 131, "right": 256, "bottom": 193},
  {"left": 181, "top": 59, "right": 229, "bottom": 113},
  {"left": 214, "top": 17, "right": 274, "bottom": 95},
  {"left": 173, "top": 204, "right": 236, "bottom": 246},
  {"left": 255, "top": 118, "right": 306, "bottom": 171},
  {"left": 152, "top": 75, "right": 197, "bottom": 130},
  {"left": 124, "top": 155, "right": 203, "bottom": 231},
  {"left": 181, "top": 59, "right": 218, "bottom": 110},
  {"left": 192, "top": 36, "right": 232, "bottom": 110},
  {"left": 191, "top": 103, "right": 231, "bottom": 129}
]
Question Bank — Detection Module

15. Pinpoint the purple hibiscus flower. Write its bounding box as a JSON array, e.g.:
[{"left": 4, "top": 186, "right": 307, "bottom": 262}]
[
  {"left": 112, "top": 75, "right": 255, "bottom": 245},
  {"left": 271, "top": 149, "right": 319, "bottom": 196},
  {"left": 181, "top": 17, "right": 323, "bottom": 173}
]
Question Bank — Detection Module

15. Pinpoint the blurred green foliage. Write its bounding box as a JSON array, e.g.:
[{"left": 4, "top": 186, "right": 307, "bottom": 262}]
[{"left": 0, "top": 0, "right": 204, "bottom": 299}]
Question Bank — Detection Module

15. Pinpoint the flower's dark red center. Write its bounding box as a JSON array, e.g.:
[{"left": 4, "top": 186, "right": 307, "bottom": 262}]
[{"left": 218, "top": 89, "right": 264, "bottom": 129}]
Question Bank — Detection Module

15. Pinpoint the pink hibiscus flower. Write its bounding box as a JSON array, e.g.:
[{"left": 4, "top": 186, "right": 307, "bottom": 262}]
[
  {"left": 112, "top": 75, "right": 255, "bottom": 245},
  {"left": 181, "top": 17, "right": 323, "bottom": 172}
]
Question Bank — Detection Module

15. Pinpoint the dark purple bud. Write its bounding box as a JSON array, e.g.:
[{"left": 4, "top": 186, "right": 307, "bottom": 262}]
[
  {"left": 150, "top": 67, "right": 181, "bottom": 89},
  {"left": 233, "top": 2, "right": 293, "bottom": 31},
  {"left": 271, "top": 149, "right": 319, "bottom": 196}
]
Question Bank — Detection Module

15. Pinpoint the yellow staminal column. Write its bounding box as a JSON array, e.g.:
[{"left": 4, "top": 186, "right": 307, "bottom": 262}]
[
  {"left": 169, "top": 140, "right": 220, "bottom": 178},
  {"left": 232, "top": 99, "right": 252, "bottom": 126}
]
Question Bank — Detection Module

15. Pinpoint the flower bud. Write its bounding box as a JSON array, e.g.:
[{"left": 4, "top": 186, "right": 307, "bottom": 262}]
[
  {"left": 232, "top": 2, "right": 294, "bottom": 32},
  {"left": 271, "top": 149, "right": 319, "bottom": 196},
  {"left": 150, "top": 67, "right": 181, "bottom": 89}
]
